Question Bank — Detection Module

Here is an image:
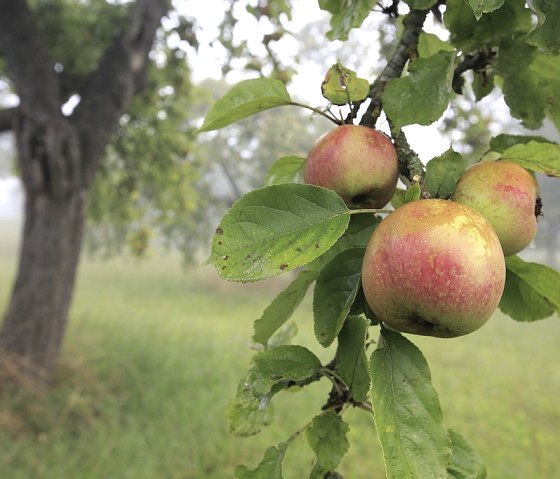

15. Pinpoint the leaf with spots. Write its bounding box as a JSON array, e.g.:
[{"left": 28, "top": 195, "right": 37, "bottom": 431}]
[
  {"left": 321, "top": 62, "right": 369, "bottom": 105},
  {"left": 210, "top": 184, "right": 350, "bottom": 282},
  {"left": 370, "top": 330, "right": 451, "bottom": 478}
]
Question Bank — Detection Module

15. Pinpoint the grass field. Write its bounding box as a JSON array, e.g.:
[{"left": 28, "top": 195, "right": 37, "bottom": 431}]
[{"left": 1, "top": 220, "right": 559, "bottom": 478}]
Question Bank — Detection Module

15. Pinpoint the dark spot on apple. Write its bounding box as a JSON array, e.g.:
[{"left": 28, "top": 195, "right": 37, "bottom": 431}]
[
  {"left": 409, "top": 313, "right": 434, "bottom": 332},
  {"left": 216, "top": 227, "right": 224, "bottom": 235},
  {"left": 351, "top": 193, "right": 370, "bottom": 205},
  {"left": 280, "top": 264, "right": 288, "bottom": 270}
]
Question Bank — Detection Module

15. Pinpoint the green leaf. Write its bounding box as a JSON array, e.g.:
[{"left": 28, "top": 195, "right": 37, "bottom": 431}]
[
  {"left": 447, "top": 429, "right": 487, "bottom": 479},
  {"left": 227, "top": 381, "right": 275, "bottom": 437},
  {"left": 198, "top": 78, "right": 291, "bottom": 132},
  {"left": 496, "top": 38, "right": 560, "bottom": 130},
  {"left": 210, "top": 184, "right": 350, "bottom": 282},
  {"left": 489, "top": 134, "right": 551, "bottom": 153},
  {"left": 267, "top": 322, "right": 299, "bottom": 348},
  {"left": 472, "top": 70, "right": 495, "bottom": 101},
  {"left": 370, "top": 330, "right": 451, "bottom": 478},
  {"left": 319, "top": 0, "right": 377, "bottom": 41},
  {"left": 499, "top": 255, "right": 560, "bottom": 322},
  {"left": 306, "top": 411, "right": 350, "bottom": 478},
  {"left": 417, "top": 31, "right": 454, "bottom": 58},
  {"left": 501, "top": 141, "right": 560, "bottom": 177},
  {"left": 383, "top": 50, "right": 456, "bottom": 128},
  {"left": 445, "top": 0, "right": 532, "bottom": 51},
  {"left": 265, "top": 156, "right": 306, "bottom": 186},
  {"left": 390, "top": 188, "right": 407, "bottom": 209},
  {"left": 337, "top": 315, "right": 371, "bottom": 402},
  {"left": 236, "top": 443, "right": 288, "bottom": 479},
  {"left": 466, "top": 0, "right": 505, "bottom": 20},
  {"left": 403, "top": 0, "right": 438, "bottom": 9},
  {"left": 321, "top": 62, "right": 369, "bottom": 105},
  {"left": 247, "top": 345, "right": 322, "bottom": 396},
  {"left": 404, "top": 182, "right": 422, "bottom": 203},
  {"left": 313, "top": 248, "right": 364, "bottom": 347},
  {"left": 527, "top": 0, "right": 560, "bottom": 52},
  {"left": 308, "top": 213, "right": 380, "bottom": 270},
  {"left": 253, "top": 269, "right": 318, "bottom": 346},
  {"left": 424, "top": 147, "right": 466, "bottom": 198}
]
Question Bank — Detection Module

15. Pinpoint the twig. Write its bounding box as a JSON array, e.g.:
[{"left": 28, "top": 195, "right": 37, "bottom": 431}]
[
  {"left": 360, "top": 8, "right": 429, "bottom": 128},
  {"left": 452, "top": 48, "right": 497, "bottom": 94}
]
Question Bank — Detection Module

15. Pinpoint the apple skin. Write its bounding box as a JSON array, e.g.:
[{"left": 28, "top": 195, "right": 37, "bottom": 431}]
[
  {"left": 452, "top": 160, "right": 539, "bottom": 256},
  {"left": 303, "top": 124, "right": 398, "bottom": 208},
  {"left": 361, "top": 199, "right": 506, "bottom": 338}
]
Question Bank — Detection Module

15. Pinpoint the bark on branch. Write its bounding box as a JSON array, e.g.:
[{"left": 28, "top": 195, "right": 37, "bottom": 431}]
[
  {"left": 359, "top": 9, "right": 429, "bottom": 183},
  {"left": 0, "top": 0, "right": 61, "bottom": 119},
  {"left": 360, "top": 9, "right": 428, "bottom": 129},
  {"left": 73, "top": 0, "right": 170, "bottom": 185}
]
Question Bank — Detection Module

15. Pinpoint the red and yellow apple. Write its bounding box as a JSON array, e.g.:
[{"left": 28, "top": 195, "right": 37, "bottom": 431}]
[
  {"left": 361, "top": 199, "right": 506, "bottom": 338},
  {"left": 452, "top": 160, "right": 539, "bottom": 256},
  {"left": 303, "top": 124, "right": 398, "bottom": 208}
]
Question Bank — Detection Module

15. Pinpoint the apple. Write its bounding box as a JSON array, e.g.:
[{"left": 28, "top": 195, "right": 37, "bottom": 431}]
[
  {"left": 452, "top": 160, "right": 540, "bottom": 256},
  {"left": 361, "top": 199, "right": 505, "bottom": 338},
  {"left": 303, "top": 124, "right": 398, "bottom": 208}
]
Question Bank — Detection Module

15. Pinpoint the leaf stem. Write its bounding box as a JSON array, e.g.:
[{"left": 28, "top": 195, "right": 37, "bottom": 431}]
[
  {"left": 349, "top": 208, "right": 393, "bottom": 215},
  {"left": 289, "top": 101, "right": 342, "bottom": 125}
]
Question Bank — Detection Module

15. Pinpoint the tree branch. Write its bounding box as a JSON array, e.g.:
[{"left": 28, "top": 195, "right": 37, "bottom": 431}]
[
  {"left": 73, "top": 0, "right": 171, "bottom": 184},
  {"left": 0, "top": 107, "right": 17, "bottom": 133},
  {"left": 452, "top": 48, "right": 496, "bottom": 94},
  {"left": 360, "top": 9, "right": 428, "bottom": 128},
  {"left": 0, "top": 0, "right": 61, "bottom": 120}
]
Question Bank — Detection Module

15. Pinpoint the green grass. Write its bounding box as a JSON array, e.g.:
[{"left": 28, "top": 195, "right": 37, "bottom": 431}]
[{"left": 1, "top": 225, "right": 559, "bottom": 478}]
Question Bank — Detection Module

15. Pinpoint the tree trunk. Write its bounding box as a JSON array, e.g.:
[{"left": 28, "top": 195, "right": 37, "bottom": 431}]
[
  {"left": 0, "top": 111, "right": 86, "bottom": 384},
  {"left": 1, "top": 189, "right": 86, "bottom": 383},
  {"left": 0, "top": 0, "right": 170, "bottom": 386}
]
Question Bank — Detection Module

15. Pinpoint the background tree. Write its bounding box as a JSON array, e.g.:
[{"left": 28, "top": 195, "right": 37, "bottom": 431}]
[{"left": 0, "top": 0, "right": 175, "bottom": 383}]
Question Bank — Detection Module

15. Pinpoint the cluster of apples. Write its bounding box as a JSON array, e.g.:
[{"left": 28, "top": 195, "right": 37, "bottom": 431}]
[{"left": 304, "top": 125, "right": 540, "bottom": 338}]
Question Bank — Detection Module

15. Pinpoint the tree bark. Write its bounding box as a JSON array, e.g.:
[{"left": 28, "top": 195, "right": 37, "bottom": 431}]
[{"left": 0, "top": 0, "right": 170, "bottom": 385}]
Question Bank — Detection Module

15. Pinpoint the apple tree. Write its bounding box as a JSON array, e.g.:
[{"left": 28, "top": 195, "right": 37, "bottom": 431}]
[{"left": 199, "top": 1, "right": 560, "bottom": 477}]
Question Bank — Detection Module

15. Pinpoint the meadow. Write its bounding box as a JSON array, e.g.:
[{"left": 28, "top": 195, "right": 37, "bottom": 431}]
[{"left": 0, "top": 220, "right": 559, "bottom": 478}]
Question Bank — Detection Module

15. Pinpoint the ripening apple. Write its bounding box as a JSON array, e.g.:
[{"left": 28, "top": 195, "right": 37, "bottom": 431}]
[
  {"left": 303, "top": 124, "right": 398, "bottom": 208},
  {"left": 452, "top": 160, "right": 540, "bottom": 256},
  {"left": 361, "top": 199, "right": 506, "bottom": 338}
]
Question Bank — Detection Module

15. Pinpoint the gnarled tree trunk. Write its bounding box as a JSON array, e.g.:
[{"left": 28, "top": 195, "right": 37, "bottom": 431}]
[{"left": 0, "top": 0, "right": 170, "bottom": 385}]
